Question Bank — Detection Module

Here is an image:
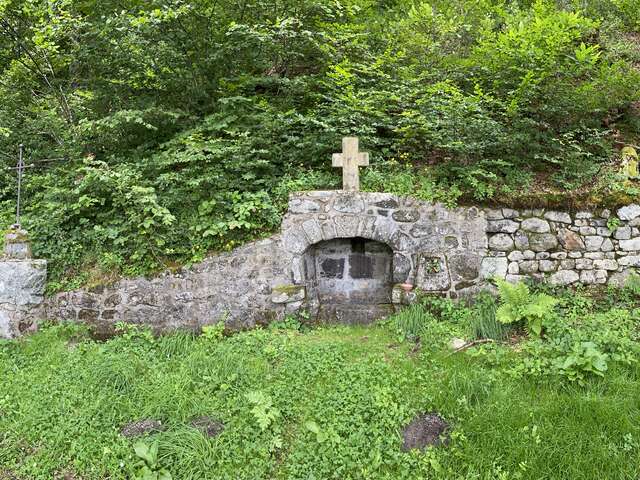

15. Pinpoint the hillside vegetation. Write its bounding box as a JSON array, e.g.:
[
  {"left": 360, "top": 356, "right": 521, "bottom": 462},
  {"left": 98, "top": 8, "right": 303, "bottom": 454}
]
[{"left": 1, "top": 0, "right": 639, "bottom": 288}]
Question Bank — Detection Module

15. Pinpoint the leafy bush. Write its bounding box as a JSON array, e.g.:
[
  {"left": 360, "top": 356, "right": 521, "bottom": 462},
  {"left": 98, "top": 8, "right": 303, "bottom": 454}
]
[
  {"left": 0, "top": 0, "right": 639, "bottom": 288},
  {"left": 514, "top": 307, "right": 640, "bottom": 384}
]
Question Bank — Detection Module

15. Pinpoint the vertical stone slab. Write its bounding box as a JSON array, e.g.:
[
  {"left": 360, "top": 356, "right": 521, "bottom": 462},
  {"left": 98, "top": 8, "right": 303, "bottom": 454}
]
[{"left": 0, "top": 229, "right": 47, "bottom": 338}]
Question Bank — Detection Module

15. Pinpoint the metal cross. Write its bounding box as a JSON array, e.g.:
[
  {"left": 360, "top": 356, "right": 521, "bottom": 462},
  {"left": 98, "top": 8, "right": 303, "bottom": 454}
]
[
  {"left": 14, "top": 144, "right": 24, "bottom": 228},
  {"left": 332, "top": 137, "right": 369, "bottom": 191}
]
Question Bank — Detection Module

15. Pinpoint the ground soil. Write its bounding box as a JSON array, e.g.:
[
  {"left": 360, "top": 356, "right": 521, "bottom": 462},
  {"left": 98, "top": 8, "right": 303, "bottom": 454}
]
[
  {"left": 402, "top": 413, "right": 450, "bottom": 451},
  {"left": 190, "top": 416, "right": 224, "bottom": 438},
  {"left": 120, "top": 419, "right": 165, "bottom": 438}
]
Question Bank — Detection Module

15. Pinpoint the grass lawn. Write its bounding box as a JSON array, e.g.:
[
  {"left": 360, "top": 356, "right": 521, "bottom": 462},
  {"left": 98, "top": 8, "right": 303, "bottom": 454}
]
[{"left": 1, "top": 291, "right": 639, "bottom": 480}]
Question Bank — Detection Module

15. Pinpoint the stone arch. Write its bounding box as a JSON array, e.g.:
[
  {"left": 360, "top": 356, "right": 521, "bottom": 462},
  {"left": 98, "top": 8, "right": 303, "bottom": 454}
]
[{"left": 282, "top": 213, "right": 416, "bottom": 286}]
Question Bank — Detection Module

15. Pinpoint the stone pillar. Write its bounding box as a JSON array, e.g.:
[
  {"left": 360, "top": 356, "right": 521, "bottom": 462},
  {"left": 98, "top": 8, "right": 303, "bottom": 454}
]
[{"left": 0, "top": 228, "right": 47, "bottom": 338}]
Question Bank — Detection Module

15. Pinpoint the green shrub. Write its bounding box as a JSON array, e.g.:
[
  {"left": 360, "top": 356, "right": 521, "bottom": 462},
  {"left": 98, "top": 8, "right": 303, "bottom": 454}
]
[{"left": 1, "top": 0, "right": 639, "bottom": 289}]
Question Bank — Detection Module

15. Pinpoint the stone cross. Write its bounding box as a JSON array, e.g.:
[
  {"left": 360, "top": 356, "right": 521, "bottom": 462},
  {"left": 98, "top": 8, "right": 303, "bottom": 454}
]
[{"left": 332, "top": 137, "right": 369, "bottom": 191}]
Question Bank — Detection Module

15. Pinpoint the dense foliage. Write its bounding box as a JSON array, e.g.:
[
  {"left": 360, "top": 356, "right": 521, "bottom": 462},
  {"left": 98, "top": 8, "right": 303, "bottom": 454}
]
[
  {"left": 1, "top": 0, "right": 639, "bottom": 287},
  {"left": 1, "top": 283, "right": 639, "bottom": 479}
]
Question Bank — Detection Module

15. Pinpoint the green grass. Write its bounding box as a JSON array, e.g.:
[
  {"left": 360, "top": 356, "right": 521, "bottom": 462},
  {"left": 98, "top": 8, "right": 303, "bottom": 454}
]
[{"left": 0, "top": 309, "right": 639, "bottom": 479}]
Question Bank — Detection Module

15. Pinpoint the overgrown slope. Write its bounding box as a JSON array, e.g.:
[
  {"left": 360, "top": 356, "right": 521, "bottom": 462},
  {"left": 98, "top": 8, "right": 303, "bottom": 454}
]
[{"left": 1, "top": 0, "right": 639, "bottom": 288}]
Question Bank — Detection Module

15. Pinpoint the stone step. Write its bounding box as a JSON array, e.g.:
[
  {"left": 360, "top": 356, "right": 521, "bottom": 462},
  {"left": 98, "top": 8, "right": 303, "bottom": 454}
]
[{"left": 315, "top": 303, "right": 394, "bottom": 325}]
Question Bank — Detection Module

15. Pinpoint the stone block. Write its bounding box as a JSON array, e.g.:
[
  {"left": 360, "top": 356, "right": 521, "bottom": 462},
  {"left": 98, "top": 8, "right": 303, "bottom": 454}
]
[
  {"left": 0, "top": 260, "right": 47, "bottom": 306},
  {"left": 550, "top": 270, "right": 579, "bottom": 286},
  {"left": 392, "top": 210, "right": 420, "bottom": 222},
  {"left": 271, "top": 285, "right": 306, "bottom": 304},
  {"left": 614, "top": 226, "right": 632, "bottom": 240},
  {"left": 333, "top": 194, "right": 365, "bottom": 214},
  {"left": 593, "top": 259, "right": 618, "bottom": 271},
  {"left": 302, "top": 219, "right": 323, "bottom": 245},
  {"left": 487, "top": 219, "right": 519, "bottom": 233},
  {"left": 392, "top": 284, "right": 417, "bottom": 305},
  {"left": 538, "top": 260, "right": 558, "bottom": 272},
  {"left": 392, "top": 253, "right": 412, "bottom": 283},
  {"left": 283, "top": 229, "right": 309, "bottom": 254},
  {"left": 617, "top": 255, "right": 640, "bottom": 267},
  {"left": 584, "top": 236, "right": 604, "bottom": 251},
  {"left": 514, "top": 231, "right": 530, "bottom": 249},
  {"left": 558, "top": 229, "right": 585, "bottom": 251},
  {"left": 480, "top": 257, "right": 508, "bottom": 280},
  {"left": 519, "top": 260, "right": 539, "bottom": 274},
  {"left": 521, "top": 218, "right": 550, "bottom": 233},
  {"left": 488, "top": 233, "right": 514, "bottom": 251},
  {"left": 506, "top": 274, "right": 528, "bottom": 283},
  {"left": 617, "top": 204, "right": 640, "bottom": 221},
  {"left": 575, "top": 258, "right": 593, "bottom": 270},
  {"left": 559, "top": 259, "right": 575, "bottom": 270},
  {"left": 415, "top": 255, "right": 450, "bottom": 291},
  {"left": 3, "top": 229, "right": 32, "bottom": 259},
  {"left": 528, "top": 233, "right": 558, "bottom": 252},
  {"left": 447, "top": 252, "right": 482, "bottom": 283},
  {"left": 579, "top": 226, "right": 596, "bottom": 236},
  {"left": 289, "top": 198, "right": 321, "bottom": 214},
  {"left": 619, "top": 238, "right": 640, "bottom": 251},
  {"left": 508, "top": 251, "right": 525, "bottom": 261},
  {"left": 390, "top": 230, "right": 415, "bottom": 252},
  {"left": 334, "top": 215, "right": 359, "bottom": 238},
  {"left": 608, "top": 270, "right": 632, "bottom": 287},
  {"left": 544, "top": 211, "right": 572, "bottom": 224},
  {"left": 357, "top": 216, "right": 377, "bottom": 238},
  {"left": 485, "top": 208, "right": 504, "bottom": 220},
  {"left": 508, "top": 262, "right": 519, "bottom": 274},
  {"left": 580, "top": 269, "right": 607, "bottom": 285}
]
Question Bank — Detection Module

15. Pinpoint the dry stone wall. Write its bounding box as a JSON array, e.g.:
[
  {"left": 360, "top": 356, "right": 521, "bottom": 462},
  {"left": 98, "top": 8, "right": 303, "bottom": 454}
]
[
  {"left": 38, "top": 237, "right": 294, "bottom": 336},
  {"left": 2, "top": 192, "right": 640, "bottom": 338},
  {"left": 483, "top": 206, "right": 640, "bottom": 287}
]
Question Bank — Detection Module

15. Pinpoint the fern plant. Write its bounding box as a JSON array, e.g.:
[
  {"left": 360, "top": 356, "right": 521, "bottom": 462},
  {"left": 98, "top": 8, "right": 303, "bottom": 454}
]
[
  {"left": 245, "top": 391, "right": 280, "bottom": 431},
  {"left": 495, "top": 279, "right": 558, "bottom": 337}
]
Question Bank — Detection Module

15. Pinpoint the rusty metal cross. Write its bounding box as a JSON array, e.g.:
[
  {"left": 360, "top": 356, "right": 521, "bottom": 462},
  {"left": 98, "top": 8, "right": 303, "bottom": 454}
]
[{"left": 14, "top": 144, "right": 24, "bottom": 228}]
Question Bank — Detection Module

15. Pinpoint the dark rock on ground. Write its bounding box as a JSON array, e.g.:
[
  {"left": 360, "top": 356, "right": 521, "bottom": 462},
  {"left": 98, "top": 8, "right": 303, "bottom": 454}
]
[
  {"left": 190, "top": 416, "right": 224, "bottom": 438},
  {"left": 120, "top": 419, "right": 164, "bottom": 438},
  {"left": 402, "top": 412, "right": 450, "bottom": 451}
]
